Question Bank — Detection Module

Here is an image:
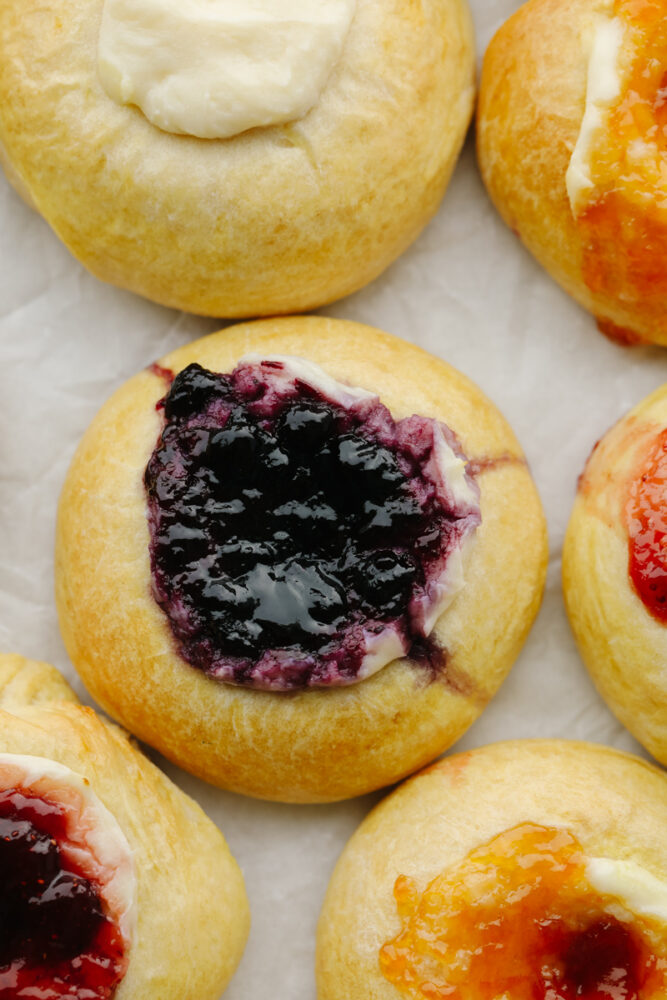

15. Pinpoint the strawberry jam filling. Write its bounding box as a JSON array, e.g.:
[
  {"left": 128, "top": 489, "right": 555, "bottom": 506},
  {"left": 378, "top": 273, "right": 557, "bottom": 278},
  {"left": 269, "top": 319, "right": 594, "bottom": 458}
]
[
  {"left": 0, "top": 787, "right": 127, "bottom": 1000},
  {"left": 576, "top": 1, "right": 667, "bottom": 300},
  {"left": 379, "top": 824, "right": 667, "bottom": 1000},
  {"left": 145, "top": 358, "right": 480, "bottom": 690},
  {"left": 625, "top": 427, "right": 667, "bottom": 620}
]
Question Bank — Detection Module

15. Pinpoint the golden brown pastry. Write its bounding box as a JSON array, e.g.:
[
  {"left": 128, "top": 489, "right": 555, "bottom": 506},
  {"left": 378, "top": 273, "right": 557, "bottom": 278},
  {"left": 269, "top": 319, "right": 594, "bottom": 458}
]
[
  {"left": 0, "top": 0, "right": 474, "bottom": 318},
  {"left": 564, "top": 383, "right": 667, "bottom": 764},
  {"left": 478, "top": 0, "right": 667, "bottom": 346},
  {"left": 0, "top": 652, "right": 249, "bottom": 999},
  {"left": 55, "top": 316, "right": 547, "bottom": 803},
  {"left": 317, "top": 740, "right": 667, "bottom": 1000}
]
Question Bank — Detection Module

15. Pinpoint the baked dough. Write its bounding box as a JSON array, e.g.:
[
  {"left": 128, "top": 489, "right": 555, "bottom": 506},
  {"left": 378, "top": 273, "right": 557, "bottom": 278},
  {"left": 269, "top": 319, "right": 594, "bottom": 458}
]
[
  {"left": 0, "top": 652, "right": 249, "bottom": 999},
  {"left": 316, "top": 739, "right": 667, "bottom": 999},
  {"left": 478, "top": 0, "right": 667, "bottom": 347},
  {"left": 0, "top": 0, "right": 475, "bottom": 318},
  {"left": 563, "top": 383, "right": 667, "bottom": 765},
  {"left": 55, "top": 316, "right": 547, "bottom": 803}
]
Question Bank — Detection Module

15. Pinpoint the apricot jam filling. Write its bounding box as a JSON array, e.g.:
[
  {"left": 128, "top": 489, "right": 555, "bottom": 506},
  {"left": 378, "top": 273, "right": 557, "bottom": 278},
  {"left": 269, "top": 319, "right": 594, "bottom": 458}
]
[
  {"left": 625, "top": 427, "right": 667, "bottom": 620},
  {"left": 379, "top": 824, "right": 667, "bottom": 1000},
  {"left": 573, "top": 0, "right": 667, "bottom": 299},
  {"left": 145, "top": 358, "right": 480, "bottom": 691},
  {"left": 0, "top": 758, "right": 133, "bottom": 1000}
]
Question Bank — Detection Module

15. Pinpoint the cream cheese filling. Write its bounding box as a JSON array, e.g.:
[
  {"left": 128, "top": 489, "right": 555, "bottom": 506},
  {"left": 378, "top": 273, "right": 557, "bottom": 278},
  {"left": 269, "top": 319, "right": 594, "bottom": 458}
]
[
  {"left": 566, "top": 13, "right": 625, "bottom": 215},
  {"left": 587, "top": 856, "right": 667, "bottom": 923},
  {"left": 98, "top": 0, "right": 356, "bottom": 139}
]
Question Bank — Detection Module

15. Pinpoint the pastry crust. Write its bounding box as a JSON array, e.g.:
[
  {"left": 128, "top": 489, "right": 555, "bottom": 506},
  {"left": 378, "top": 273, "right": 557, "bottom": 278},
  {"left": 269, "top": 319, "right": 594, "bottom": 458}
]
[
  {"left": 55, "top": 316, "right": 547, "bottom": 803},
  {"left": 0, "top": 0, "right": 474, "bottom": 317},
  {"left": 0, "top": 652, "right": 249, "bottom": 999},
  {"left": 316, "top": 739, "right": 667, "bottom": 999},
  {"left": 477, "top": 0, "right": 667, "bottom": 347},
  {"left": 563, "top": 383, "right": 667, "bottom": 764}
]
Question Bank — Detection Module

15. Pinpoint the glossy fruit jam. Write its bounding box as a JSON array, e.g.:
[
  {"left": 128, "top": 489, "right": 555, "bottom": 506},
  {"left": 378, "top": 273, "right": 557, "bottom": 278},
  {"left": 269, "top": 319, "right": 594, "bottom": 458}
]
[
  {"left": 145, "top": 357, "right": 480, "bottom": 690},
  {"left": 626, "top": 427, "right": 667, "bottom": 620},
  {"left": 379, "top": 824, "right": 667, "bottom": 1000},
  {"left": 577, "top": 0, "right": 667, "bottom": 299},
  {"left": 0, "top": 786, "right": 127, "bottom": 999}
]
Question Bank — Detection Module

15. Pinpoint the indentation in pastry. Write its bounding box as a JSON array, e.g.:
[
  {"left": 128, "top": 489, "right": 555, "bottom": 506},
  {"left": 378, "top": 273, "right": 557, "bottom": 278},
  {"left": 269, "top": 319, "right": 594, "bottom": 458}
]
[
  {"left": 98, "top": 0, "right": 357, "bottom": 139},
  {"left": 0, "top": 754, "right": 135, "bottom": 999},
  {"left": 379, "top": 823, "right": 667, "bottom": 999},
  {"left": 144, "top": 357, "right": 481, "bottom": 690}
]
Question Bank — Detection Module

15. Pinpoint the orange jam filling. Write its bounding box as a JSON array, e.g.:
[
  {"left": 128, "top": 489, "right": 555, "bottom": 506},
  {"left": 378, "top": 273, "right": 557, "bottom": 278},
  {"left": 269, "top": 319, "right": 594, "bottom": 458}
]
[
  {"left": 379, "top": 824, "right": 667, "bottom": 999},
  {"left": 626, "top": 427, "right": 667, "bottom": 620},
  {"left": 578, "top": 0, "right": 667, "bottom": 299}
]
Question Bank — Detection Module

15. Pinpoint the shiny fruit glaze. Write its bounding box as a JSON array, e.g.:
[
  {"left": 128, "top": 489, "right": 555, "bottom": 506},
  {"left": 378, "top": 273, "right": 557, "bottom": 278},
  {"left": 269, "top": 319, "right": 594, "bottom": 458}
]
[
  {"left": 626, "top": 427, "right": 667, "bottom": 620},
  {"left": 379, "top": 824, "right": 667, "bottom": 1000},
  {"left": 145, "top": 361, "right": 480, "bottom": 691},
  {"left": 0, "top": 787, "right": 126, "bottom": 999},
  {"left": 578, "top": 0, "right": 667, "bottom": 300}
]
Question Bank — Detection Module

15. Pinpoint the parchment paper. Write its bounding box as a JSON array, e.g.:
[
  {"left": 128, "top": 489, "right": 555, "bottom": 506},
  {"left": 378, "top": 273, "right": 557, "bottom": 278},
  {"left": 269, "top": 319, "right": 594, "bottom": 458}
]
[{"left": 2, "top": 3, "right": 667, "bottom": 997}]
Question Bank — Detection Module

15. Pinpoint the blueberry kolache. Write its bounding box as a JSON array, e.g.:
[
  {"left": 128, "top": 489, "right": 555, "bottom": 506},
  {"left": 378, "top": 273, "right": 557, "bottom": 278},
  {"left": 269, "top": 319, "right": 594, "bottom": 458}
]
[
  {"left": 56, "top": 317, "right": 547, "bottom": 803},
  {"left": 0, "top": 0, "right": 474, "bottom": 317},
  {"left": 0, "top": 653, "right": 249, "bottom": 999},
  {"left": 564, "top": 382, "right": 667, "bottom": 765},
  {"left": 478, "top": 0, "right": 667, "bottom": 347},
  {"left": 317, "top": 740, "right": 667, "bottom": 999}
]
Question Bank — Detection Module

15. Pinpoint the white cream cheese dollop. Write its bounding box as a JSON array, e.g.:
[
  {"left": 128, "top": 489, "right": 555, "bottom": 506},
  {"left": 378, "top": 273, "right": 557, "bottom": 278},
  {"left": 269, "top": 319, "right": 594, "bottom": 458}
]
[
  {"left": 98, "top": 0, "right": 356, "bottom": 139},
  {"left": 587, "top": 857, "right": 667, "bottom": 923},
  {"left": 566, "top": 12, "right": 625, "bottom": 214}
]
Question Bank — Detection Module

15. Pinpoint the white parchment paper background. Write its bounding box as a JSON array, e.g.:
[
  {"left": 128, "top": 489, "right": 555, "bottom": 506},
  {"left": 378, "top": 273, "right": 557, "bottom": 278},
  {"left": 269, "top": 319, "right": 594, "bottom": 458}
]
[{"left": 2, "top": 2, "right": 667, "bottom": 997}]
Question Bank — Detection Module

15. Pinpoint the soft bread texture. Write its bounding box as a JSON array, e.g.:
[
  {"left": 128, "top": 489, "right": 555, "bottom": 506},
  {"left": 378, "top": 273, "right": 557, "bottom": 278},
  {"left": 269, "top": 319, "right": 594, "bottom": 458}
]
[
  {"left": 316, "top": 739, "right": 667, "bottom": 999},
  {"left": 564, "top": 384, "right": 667, "bottom": 764},
  {"left": 56, "top": 316, "right": 547, "bottom": 803},
  {"left": 0, "top": 0, "right": 474, "bottom": 317},
  {"left": 477, "top": 0, "right": 667, "bottom": 346},
  {"left": 0, "top": 653, "right": 249, "bottom": 999}
]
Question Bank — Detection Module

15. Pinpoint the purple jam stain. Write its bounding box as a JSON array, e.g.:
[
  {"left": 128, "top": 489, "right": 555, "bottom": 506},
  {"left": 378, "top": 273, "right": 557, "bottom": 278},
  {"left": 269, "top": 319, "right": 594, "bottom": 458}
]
[
  {"left": 144, "top": 361, "right": 480, "bottom": 690},
  {"left": 467, "top": 454, "right": 526, "bottom": 477},
  {"left": 0, "top": 788, "right": 126, "bottom": 999},
  {"left": 148, "top": 362, "right": 175, "bottom": 385}
]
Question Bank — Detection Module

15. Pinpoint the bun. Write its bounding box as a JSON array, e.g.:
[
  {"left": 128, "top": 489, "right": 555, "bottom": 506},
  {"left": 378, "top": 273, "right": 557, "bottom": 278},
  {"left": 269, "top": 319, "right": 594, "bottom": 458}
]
[
  {"left": 56, "top": 316, "right": 547, "bottom": 803},
  {"left": 317, "top": 740, "right": 667, "bottom": 998},
  {"left": 478, "top": 0, "right": 667, "bottom": 346},
  {"left": 0, "top": 653, "right": 249, "bottom": 999},
  {"left": 564, "top": 382, "right": 667, "bottom": 763},
  {"left": 0, "top": 0, "right": 474, "bottom": 317}
]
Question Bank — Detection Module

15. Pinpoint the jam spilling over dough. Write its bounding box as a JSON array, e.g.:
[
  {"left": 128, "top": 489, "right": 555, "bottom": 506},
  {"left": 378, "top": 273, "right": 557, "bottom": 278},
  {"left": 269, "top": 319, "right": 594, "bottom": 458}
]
[
  {"left": 578, "top": 0, "right": 667, "bottom": 299},
  {"left": 379, "top": 824, "right": 667, "bottom": 1000},
  {"left": 0, "top": 787, "right": 126, "bottom": 999},
  {"left": 626, "top": 427, "right": 667, "bottom": 620},
  {"left": 144, "top": 360, "right": 480, "bottom": 690}
]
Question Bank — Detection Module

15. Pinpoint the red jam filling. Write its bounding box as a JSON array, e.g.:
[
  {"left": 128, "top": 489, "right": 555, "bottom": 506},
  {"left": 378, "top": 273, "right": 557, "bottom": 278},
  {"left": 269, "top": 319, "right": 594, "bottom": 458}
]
[
  {"left": 379, "top": 824, "right": 667, "bottom": 999},
  {"left": 578, "top": 0, "right": 667, "bottom": 300},
  {"left": 0, "top": 788, "right": 127, "bottom": 1000},
  {"left": 626, "top": 427, "right": 667, "bottom": 620},
  {"left": 144, "top": 361, "right": 480, "bottom": 691}
]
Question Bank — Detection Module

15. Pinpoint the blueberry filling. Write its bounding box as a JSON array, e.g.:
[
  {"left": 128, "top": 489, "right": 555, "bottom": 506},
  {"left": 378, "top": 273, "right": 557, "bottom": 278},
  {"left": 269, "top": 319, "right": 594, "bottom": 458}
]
[
  {"left": 0, "top": 788, "right": 125, "bottom": 999},
  {"left": 145, "top": 358, "right": 481, "bottom": 690}
]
